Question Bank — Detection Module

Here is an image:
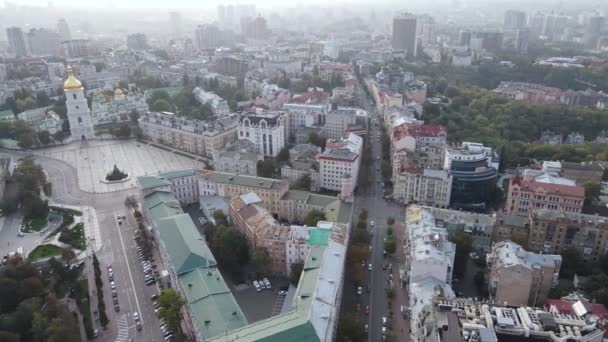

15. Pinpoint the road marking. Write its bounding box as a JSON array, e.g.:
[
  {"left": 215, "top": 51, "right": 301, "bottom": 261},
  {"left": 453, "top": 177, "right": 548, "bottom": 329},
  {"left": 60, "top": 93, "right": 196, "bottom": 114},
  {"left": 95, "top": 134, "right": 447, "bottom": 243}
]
[
  {"left": 114, "top": 210, "right": 144, "bottom": 326},
  {"left": 115, "top": 314, "right": 129, "bottom": 342}
]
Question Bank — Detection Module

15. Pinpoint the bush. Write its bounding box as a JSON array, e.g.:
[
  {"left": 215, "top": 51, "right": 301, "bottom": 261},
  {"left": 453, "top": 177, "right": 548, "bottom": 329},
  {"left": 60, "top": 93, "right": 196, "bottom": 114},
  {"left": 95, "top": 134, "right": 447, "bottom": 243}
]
[{"left": 105, "top": 165, "right": 128, "bottom": 181}]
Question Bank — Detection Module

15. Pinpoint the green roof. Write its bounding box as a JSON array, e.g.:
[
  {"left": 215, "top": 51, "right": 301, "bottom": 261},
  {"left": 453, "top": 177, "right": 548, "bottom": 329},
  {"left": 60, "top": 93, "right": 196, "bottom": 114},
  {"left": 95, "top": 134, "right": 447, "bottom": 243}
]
[
  {"left": 307, "top": 229, "right": 330, "bottom": 246},
  {"left": 203, "top": 172, "right": 288, "bottom": 191},
  {"left": 208, "top": 246, "right": 326, "bottom": 342},
  {"left": 181, "top": 268, "right": 248, "bottom": 339},
  {"left": 138, "top": 175, "right": 171, "bottom": 190},
  {"left": 306, "top": 194, "right": 337, "bottom": 207},
  {"left": 156, "top": 214, "right": 217, "bottom": 274},
  {"left": 158, "top": 169, "right": 194, "bottom": 180},
  {"left": 144, "top": 190, "right": 247, "bottom": 339},
  {"left": 282, "top": 190, "right": 311, "bottom": 202}
]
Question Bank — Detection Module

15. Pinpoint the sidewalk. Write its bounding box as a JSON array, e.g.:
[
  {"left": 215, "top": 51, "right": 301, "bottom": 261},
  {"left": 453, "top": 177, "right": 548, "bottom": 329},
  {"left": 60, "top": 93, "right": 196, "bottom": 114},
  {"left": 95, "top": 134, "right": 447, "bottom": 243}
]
[{"left": 389, "top": 222, "right": 410, "bottom": 341}]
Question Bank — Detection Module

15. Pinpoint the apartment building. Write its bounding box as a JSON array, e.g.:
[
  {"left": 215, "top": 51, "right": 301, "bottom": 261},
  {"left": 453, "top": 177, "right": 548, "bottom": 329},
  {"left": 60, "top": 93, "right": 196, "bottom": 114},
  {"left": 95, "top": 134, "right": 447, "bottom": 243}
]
[
  {"left": 487, "top": 240, "right": 561, "bottom": 307},
  {"left": 404, "top": 205, "right": 456, "bottom": 341},
  {"left": 319, "top": 133, "right": 363, "bottom": 193},
  {"left": 281, "top": 161, "right": 320, "bottom": 192},
  {"left": 506, "top": 169, "right": 585, "bottom": 217},
  {"left": 323, "top": 107, "right": 367, "bottom": 140},
  {"left": 392, "top": 124, "right": 447, "bottom": 169},
  {"left": 528, "top": 209, "right": 608, "bottom": 262},
  {"left": 429, "top": 299, "right": 605, "bottom": 342},
  {"left": 192, "top": 87, "right": 230, "bottom": 117},
  {"left": 138, "top": 111, "right": 238, "bottom": 159},
  {"left": 429, "top": 207, "right": 496, "bottom": 253},
  {"left": 238, "top": 111, "right": 287, "bottom": 157},
  {"left": 229, "top": 192, "right": 289, "bottom": 274},
  {"left": 215, "top": 140, "right": 261, "bottom": 176},
  {"left": 392, "top": 161, "right": 452, "bottom": 207}
]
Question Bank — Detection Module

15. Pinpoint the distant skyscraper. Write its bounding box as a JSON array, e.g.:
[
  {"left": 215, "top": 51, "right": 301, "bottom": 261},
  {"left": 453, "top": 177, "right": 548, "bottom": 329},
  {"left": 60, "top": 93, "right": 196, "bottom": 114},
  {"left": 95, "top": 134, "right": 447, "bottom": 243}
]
[
  {"left": 126, "top": 33, "right": 148, "bottom": 50},
  {"left": 515, "top": 28, "right": 530, "bottom": 52},
  {"left": 169, "top": 12, "right": 183, "bottom": 39},
  {"left": 504, "top": 10, "right": 527, "bottom": 30},
  {"left": 6, "top": 27, "right": 28, "bottom": 57},
  {"left": 584, "top": 16, "right": 604, "bottom": 49},
  {"left": 27, "top": 28, "right": 61, "bottom": 56},
  {"left": 57, "top": 18, "right": 71, "bottom": 41},
  {"left": 529, "top": 12, "right": 545, "bottom": 38},
  {"left": 252, "top": 16, "right": 268, "bottom": 40},
  {"left": 194, "top": 24, "right": 221, "bottom": 50},
  {"left": 392, "top": 13, "right": 418, "bottom": 57},
  {"left": 459, "top": 30, "right": 472, "bottom": 46},
  {"left": 417, "top": 15, "right": 436, "bottom": 46}
]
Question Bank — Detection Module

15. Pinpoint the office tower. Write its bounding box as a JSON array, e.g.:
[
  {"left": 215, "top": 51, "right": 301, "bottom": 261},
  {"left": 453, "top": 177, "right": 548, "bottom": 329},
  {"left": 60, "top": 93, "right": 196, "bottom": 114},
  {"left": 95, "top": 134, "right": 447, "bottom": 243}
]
[
  {"left": 515, "top": 28, "right": 529, "bottom": 52},
  {"left": 418, "top": 15, "right": 436, "bottom": 46},
  {"left": 61, "top": 39, "right": 90, "bottom": 58},
  {"left": 458, "top": 29, "right": 472, "bottom": 46},
  {"left": 392, "top": 13, "right": 418, "bottom": 57},
  {"left": 504, "top": 10, "right": 527, "bottom": 30},
  {"left": 126, "top": 33, "right": 148, "bottom": 50},
  {"left": 252, "top": 16, "right": 268, "bottom": 40},
  {"left": 169, "top": 12, "right": 183, "bottom": 39},
  {"left": 6, "top": 27, "right": 28, "bottom": 57},
  {"left": 529, "top": 12, "right": 545, "bottom": 38},
  {"left": 57, "top": 18, "right": 71, "bottom": 41},
  {"left": 27, "top": 28, "right": 61, "bottom": 56},
  {"left": 218, "top": 4, "right": 226, "bottom": 23},
  {"left": 584, "top": 16, "right": 604, "bottom": 49},
  {"left": 194, "top": 24, "right": 221, "bottom": 50}
]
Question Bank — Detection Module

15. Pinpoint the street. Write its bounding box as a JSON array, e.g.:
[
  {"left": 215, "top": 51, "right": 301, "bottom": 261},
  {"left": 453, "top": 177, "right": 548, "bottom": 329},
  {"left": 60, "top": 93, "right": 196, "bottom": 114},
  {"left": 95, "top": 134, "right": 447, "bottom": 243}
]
[
  {"left": 0, "top": 148, "right": 166, "bottom": 342},
  {"left": 352, "top": 82, "right": 409, "bottom": 342}
]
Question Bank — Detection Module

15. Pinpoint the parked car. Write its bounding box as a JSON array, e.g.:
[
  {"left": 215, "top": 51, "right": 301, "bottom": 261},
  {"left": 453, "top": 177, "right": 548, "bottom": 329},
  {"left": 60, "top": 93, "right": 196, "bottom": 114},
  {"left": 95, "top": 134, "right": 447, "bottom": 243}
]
[
  {"left": 133, "top": 312, "right": 139, "bottom": 321},
  {"left": 357, "top": 286, "right": 363, "bottom": 295},
  {"left": 110, "top": 281, "right": 116, "bottom": 289},
  {"left": 114, "top": 304, "right": 120, "bottom": 312},
  {"left": 253, "top": 280, "right": 261, "bottom": 292},
  {"left": 263, "top": 277, "right": 271, "bottom": 289}
]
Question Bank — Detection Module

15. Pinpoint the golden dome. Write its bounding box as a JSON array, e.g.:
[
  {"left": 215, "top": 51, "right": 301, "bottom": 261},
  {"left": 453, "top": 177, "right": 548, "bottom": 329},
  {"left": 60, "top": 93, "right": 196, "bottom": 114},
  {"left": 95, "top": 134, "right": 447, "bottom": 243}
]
[
  {"left": 114, "top": 88, "right": 124, "bottom": 96},
  {"left": 64, "top": 65, "right": 82, "bottom": 91}
]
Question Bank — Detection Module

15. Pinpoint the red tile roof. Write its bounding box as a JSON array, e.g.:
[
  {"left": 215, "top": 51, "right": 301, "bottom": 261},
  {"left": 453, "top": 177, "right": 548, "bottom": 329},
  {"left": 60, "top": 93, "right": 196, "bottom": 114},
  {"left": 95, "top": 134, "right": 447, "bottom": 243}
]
[
  {"left": 511, "top": 176, "right": 585, "bottom": 198},
  {"left": 545, "top": 299, "right": 608, "bottom": 320},
  {"left": 392, "top": 124, "right": 447, "bottom": 141}
]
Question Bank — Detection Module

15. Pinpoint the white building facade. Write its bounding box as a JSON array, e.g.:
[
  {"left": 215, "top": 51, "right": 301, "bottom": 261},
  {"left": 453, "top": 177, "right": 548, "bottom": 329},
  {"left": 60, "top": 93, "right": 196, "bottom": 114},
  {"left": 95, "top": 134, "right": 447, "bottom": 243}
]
[{"left": 238, "top": 111, "right": 287, "bottom": 157}]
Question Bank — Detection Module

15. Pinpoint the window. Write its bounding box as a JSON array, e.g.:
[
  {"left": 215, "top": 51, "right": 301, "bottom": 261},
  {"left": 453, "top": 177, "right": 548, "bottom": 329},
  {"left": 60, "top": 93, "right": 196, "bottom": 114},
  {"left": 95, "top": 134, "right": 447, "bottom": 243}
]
[
  {"left": 73, "top": 93, "right": 77, "bottom": 100},
  {"left": 78, "top": 117, "right": 82, "bottom": 123}
]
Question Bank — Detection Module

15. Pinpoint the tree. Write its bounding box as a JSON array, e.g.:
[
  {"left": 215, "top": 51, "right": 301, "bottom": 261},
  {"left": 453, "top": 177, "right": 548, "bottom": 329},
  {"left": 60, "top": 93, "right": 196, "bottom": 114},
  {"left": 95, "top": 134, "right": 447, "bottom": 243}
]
[
  {"left": 583, "top": 181, "right": 601, "bottom": 206},
  {"left": 276, "top": 146, "right": 290, "bottom": 164},
  {"left": 217, "top": 228, "right": 249, "bottom": 274},
  {"left": 22, "top": 191, "right": 49, "bottom": 220},
  {"left": 292, "top": 174, "right": 312, "bottom": 191},
  {"left": 560, "top": 248, "right": 586, "bottom": 279},
  {"left": 336, "top": 314, "right": 365, "bottom": 342},
  {"left": 351, "top": 229, "right": 370, "bottom": 245},
  {"left": 359, "top": 209, "right": 368, "bottom": 222},
  {"left": 129, "top": 110, "right": 140, "bottom": 123},
  {"left": 158, "top": 289, "right": 182, "bottom": 333},
  {"left": 150, "top": 99, "right": 172, "bottom": 112},
  {"left": 253, "top": 248, "right": 272, "bottom": 277},
  {"left": 37, "top": 131, "right": 51, "bottom": 145},
  {"left": 290, "top": 261, "right": 304, "bottom": 285},
  {"left": 113, "top": 123, "right": 131, "bottom": 138},
  {"left": 303, "top": 209, "right": 326, "bottom": 226},
  {"left": 212, "top": 211, "right": 228, "bottom": 226},
  {"left": 387, "top": 217, "right": 395, "bottom": 226},
  {"left": 448, "top": 231, "right": 472, "bottom": 278},
  {"left": 124, "top": 195, "right": 138, "bottom": 209},
  {"left": 256, "top": 160, "right": 277, "bottom": 178},
  {"left": 35, "top": 92, "right": 51, "bottom": 107},
  {"left": 384, "top": 237, "right": 396, "bottom": 255},
  {"left": 308, "top": 132, "right": 326, "bottom": 150}
]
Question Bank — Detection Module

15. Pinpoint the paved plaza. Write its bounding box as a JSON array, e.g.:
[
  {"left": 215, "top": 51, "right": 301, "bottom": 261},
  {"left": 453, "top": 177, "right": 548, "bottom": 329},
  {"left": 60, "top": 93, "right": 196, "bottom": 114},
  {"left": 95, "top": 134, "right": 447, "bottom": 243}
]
[{"left": 32, "top": 140, "right": 206, "bottom": 193}]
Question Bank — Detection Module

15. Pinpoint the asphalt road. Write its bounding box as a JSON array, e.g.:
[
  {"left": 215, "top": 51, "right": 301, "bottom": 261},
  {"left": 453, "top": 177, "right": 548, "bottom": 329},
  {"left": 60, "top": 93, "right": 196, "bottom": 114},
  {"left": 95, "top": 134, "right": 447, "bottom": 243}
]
[
  {"left": 352, "top": 87, "right": 407, "bottom": 342},
  {"left": 0, "top": 148, "right": 166, "bottom": 342}
]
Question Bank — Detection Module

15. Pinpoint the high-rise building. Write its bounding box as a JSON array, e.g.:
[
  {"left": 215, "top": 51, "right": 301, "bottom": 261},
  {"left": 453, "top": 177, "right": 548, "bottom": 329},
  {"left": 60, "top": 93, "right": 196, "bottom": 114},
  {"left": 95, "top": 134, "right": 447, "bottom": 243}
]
[
  {"left": 6, "top": 27, "right": 28, "bottom": 57},
  {"left": 458, "top": 29, "right": 472, "bottom": 46},
  {"left": 515, "top": 28, "right": 530, "bottom": 52},
  {"left": 194, "top": 24, "right": 221, "bottom": 50},
  {"left": 417, "top": 14, "right": 436, "bottom": 46},
  {"left": 392, "top": 13, "right": 418, "bottom": 57},
  {"left": 529, "top": 11, "right": 545, "bottom": 38},
  {"left": 126, "top": 33, "right": 148, "bottom": 50},
  {"left": 61, "top": 39, "right": 90, "bottom": 58},
  {"left": 169, "top": 12, "right": 182, "bottom": 39},
  {"left": 57, "top": 18, "right": 71, "bottom": 41},
  {"left": 27, "top": 28, "right": 61, "bottom": 56},
  {"left": 583, "top": 16, "right": 604, "bottom": 49},
  {"left": 504, "top": 10, "right": 527, "bottom": 30}
]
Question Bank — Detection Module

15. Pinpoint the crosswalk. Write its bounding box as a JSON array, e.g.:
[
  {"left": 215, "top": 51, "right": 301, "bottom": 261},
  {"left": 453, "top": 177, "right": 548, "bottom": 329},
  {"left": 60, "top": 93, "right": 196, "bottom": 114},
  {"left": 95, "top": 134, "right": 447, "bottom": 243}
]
[
  {"left": 96, "top": 245, "right": 114, "bottom": 266},
  {"left": 115, "top": 314, "right": 129, "bottom": 342}
]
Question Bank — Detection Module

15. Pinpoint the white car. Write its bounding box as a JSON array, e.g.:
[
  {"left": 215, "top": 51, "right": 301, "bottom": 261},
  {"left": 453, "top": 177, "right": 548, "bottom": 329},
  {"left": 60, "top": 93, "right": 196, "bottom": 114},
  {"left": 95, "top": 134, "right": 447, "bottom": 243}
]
[
  {"left": 133, "top": 311, "right": 139, "bottom": 321},
  {"left": 370, "top": 220, "right": 375, "bottom": 226},
  {"left": 368, "top": 264, "right": 372, "bottom": 271},
  {"left": 357, "top": 286, "right": 363, "bottom": 295},
  {"left": 110, "top": 281, "right": 116, "bottom": 289},
  {"left": 263, "top": 278, "right": 271, "bottom": 289},
  {"left": 253, "top": 280, "right": 261, "bottom": 292}
]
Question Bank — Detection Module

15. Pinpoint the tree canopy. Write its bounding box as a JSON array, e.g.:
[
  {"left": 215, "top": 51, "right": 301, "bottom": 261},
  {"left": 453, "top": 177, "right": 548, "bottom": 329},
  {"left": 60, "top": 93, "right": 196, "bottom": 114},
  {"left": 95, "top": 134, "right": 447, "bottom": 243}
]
[{"left": 303, "top": 209, "right": 326, "bottom": 226}]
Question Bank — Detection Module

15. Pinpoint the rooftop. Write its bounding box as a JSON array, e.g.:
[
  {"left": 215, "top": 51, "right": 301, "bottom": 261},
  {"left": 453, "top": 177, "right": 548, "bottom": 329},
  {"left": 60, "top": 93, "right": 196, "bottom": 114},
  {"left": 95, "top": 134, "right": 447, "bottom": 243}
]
[
  {"left": 198, "top": 171, "right": 288, "bottom": 191},
  {"left": 491, "top": 240, "right": 561, "bottom": 271}
]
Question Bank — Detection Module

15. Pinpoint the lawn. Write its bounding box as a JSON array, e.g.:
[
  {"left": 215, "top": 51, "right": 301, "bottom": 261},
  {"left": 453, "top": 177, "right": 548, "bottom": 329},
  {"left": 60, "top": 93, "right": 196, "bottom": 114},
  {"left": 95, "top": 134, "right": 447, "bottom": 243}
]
[
  {"left": 28, "top": 244, "right": 64, "bottom": 261},
  {"left": 51, "top": 206, "right": 82, "bottom": 216},
  {"left": 23, "top": 215, "right": 49, "bottom": 232},
  {"left": 59, "top": 223, "right": 85, "bottom": 250}
]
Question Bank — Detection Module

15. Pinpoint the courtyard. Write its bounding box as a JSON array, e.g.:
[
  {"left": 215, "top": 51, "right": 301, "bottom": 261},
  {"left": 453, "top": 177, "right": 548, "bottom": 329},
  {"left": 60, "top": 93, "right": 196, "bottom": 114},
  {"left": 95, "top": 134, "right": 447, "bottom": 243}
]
[{"left": 32, "top": 139, "right": 207, "bottom": 193}]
